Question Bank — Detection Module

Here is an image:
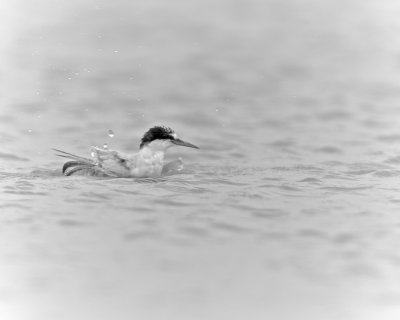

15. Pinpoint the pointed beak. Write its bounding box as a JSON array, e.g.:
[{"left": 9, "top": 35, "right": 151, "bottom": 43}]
[{"left": 172, "top": 139, "right": 200, "bottom": 149}]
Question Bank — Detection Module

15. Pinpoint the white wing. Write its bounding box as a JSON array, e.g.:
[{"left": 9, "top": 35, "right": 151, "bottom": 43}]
[
  {"left": 90, "top": 147, "right": 136, "bottom": 177},
  {"left": 54, "top": 147, "right": 137, "bottom": 177}
]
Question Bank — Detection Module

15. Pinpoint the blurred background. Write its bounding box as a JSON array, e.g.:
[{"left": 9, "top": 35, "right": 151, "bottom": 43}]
[
  {"left": 2, "top": 0, "right": 400, "bottom": 167},
  {"left": 2, "top": 0, "right": 400, "bottom": 319}
]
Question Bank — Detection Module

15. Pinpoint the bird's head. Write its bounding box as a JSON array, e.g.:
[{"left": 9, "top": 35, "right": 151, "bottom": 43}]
[{"left": 140, "top": 126, "right": 199, "bottom": 151}]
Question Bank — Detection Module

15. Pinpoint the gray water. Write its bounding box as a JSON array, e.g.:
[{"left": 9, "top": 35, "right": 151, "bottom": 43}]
[{"left": 2, "top": 0, "right": 400, "bottom": 319}]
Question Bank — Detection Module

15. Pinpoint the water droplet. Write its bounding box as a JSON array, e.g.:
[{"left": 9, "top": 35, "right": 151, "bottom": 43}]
[
  {"left": 177, "top": 158, "right": 184, "bottom": 171},
  {"left": 91, "top": 151, "right": 96, "bottom": 158},
  {"left": 108, "top": 129, "right": 114, "bottom": 138},
  {"left": 215, "top": 108, "right": 219, "bottom": 112},
  {"left": 27, "top": 129, "right": 33, "bottom": 133},
  {"left": 103, "top": 143, "right": 108, "bottom": 149}
]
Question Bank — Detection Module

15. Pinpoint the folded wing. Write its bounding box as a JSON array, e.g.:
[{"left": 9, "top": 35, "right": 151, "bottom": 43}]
[{"left": 54, "top": 147, "right": 133, "bottom": 177}]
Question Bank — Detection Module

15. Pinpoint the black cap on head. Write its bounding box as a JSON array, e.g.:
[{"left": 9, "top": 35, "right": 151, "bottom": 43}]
[{"left": 140, "top": 126, "right": 176, "bottom": 149}]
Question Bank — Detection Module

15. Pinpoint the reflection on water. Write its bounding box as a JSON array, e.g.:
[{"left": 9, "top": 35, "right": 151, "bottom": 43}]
[{"left": 2, "top": 0, "right": 400, "bottom": 319}]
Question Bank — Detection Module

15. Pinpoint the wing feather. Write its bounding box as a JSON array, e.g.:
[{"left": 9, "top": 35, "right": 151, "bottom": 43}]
[{"left": 54, "top": 147, "right": 133, "bottom": 177}]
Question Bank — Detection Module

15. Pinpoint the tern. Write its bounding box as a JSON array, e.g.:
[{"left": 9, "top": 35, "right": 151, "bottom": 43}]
[{"left": 54, "top": 126, "right": 199, "bottom": 178}]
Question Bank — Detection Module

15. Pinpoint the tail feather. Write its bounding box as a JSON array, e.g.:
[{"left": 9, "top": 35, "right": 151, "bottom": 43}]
[
  {"left": 54, "top": 148, "right": 121, "bottom": 177},
  {"left": 63, "top": 160, "right": 85, "bottom": 174},
  {"left": 53, "top": 148, "right": 93, "bottom": 163},
  {"left": 54, "top": 148, "right": 98, "bottom": 176},
  {"left": 63, "top": 162, "right": 104, "bottom": 176},
  {"left": 64, "top": 165, "right": 87, "bottom": 176},
  {"left": 62, "top": 161, "right": 97, "bottom": 175}
]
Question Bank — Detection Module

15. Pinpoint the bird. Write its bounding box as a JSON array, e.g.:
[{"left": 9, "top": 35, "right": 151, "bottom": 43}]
[{"left": 54, "top": 126, "right": 199, "bottom": 178}]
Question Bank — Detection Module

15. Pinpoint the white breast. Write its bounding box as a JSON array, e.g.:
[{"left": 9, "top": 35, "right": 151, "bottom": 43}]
[{"left": 130, "top": 151, "right": 165, "bottom": 178}]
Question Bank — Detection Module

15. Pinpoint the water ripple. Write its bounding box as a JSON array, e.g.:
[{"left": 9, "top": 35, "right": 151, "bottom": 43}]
[
  {"left": 0, "top": 152, "right": 29, "bottom": 162},
  {"left": 4, "top": 190, "right": 48, "bottom": 196},
  {"left": 321, "top": 186, "right": 373, "bottom": 192},
  {"left": 314, "top": 146, "right": 342, "bottom": 154},
  {"left": 211, "top": 221, "right": 252, "bottom": 234},
  {"left": 373, "top": 170, "right": 400, "bottom": 178},
  {"left": 384, "top": 156, "right": 400, "bottom": 164},
  {"left": 298, "top": 177, "right": 322, "bottom": 184}
]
